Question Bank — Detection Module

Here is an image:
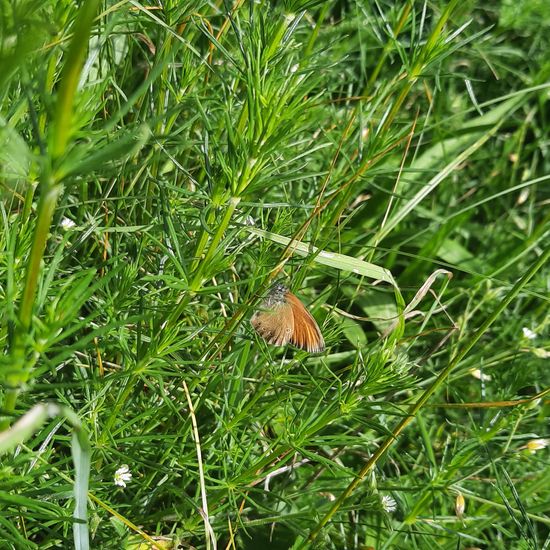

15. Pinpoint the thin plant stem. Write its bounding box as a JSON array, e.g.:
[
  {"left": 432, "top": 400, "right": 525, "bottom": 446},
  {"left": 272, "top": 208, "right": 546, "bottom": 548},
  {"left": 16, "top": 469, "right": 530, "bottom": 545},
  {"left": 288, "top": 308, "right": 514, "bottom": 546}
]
[
  {"left": 364, "top": 2, "right": 412, "bottom": 94},
  {"left": 182, "top": 379, "right": 215, "bottom": 550},
  {"left": 1, "top": 176, "right": 61, "bottom": 430},
  {"left": 191, "top": 196, "right": 241, "bottom": 291},
  {"left": 0, "top": 0, "right": 100, "bottom": 429}
]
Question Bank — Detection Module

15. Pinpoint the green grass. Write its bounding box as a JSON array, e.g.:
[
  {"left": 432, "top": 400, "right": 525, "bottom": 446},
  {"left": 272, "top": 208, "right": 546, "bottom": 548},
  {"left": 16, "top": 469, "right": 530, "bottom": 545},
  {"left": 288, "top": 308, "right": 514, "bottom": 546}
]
[{"left": 1, "top": 1, "right": 549, "bottom": 548}]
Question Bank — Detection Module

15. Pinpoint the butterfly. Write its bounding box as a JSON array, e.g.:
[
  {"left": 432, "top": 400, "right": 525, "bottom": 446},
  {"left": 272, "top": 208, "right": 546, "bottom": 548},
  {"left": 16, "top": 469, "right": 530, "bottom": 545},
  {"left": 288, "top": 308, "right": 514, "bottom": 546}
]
[{"left": 251, "top": 283, "right": 325, "bottom": 353}]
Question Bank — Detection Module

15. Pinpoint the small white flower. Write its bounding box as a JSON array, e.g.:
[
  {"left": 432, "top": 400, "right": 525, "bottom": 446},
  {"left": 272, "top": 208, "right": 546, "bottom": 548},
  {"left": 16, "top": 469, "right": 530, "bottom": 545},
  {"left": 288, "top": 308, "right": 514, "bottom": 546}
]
[
  {"left": 526, "top": 438, "right": 548, "bottom": 454},
  {"left": 522, "top": 327, "right": 537, "bottom": 340},
  {"left": 290, "top": 64, "right": 299, "bottom": 73},
  {"left": 114, "top": 465, "right": 132, "bottom": 487},
  {"left": 381, "top": 494, "right": 397, "bottom": 513},
  {"left": 455, "top": 492, "right": 465, "bottom": 517},
  {"left": 61, "top": 217, "right": 76, "bottom": 230},
  {"left": 470, "top": 368, "right": 492, "bottom": 382}
]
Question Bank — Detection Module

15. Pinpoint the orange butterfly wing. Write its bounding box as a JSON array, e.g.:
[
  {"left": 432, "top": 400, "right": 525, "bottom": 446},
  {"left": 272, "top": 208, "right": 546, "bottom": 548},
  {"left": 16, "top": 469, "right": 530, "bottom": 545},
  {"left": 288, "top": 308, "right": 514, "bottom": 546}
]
[{"left": 286, "top": 292, "right": 325, "bottom": 353}]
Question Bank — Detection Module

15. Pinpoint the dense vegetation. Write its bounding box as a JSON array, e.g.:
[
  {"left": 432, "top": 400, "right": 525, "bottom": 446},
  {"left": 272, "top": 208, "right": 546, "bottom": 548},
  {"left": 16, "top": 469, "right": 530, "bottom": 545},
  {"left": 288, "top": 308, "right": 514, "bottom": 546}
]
[{"left": 1, "top": 0, "right": 549, "bottom": 548}]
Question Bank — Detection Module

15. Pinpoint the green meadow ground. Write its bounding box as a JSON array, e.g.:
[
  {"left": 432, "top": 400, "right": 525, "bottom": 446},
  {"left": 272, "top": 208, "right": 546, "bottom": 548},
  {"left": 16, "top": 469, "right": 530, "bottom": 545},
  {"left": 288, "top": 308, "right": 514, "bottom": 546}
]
[{"left": 1, "top": 1, "right": 549, "bottom": 548}]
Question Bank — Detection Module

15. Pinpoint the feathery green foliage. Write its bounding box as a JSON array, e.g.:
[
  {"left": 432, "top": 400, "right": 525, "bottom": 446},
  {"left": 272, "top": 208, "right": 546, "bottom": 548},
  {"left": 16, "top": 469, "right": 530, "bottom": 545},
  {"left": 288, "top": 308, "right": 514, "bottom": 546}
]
[{"left": 1, "top": 1, "right": 549, "bottom": 548}]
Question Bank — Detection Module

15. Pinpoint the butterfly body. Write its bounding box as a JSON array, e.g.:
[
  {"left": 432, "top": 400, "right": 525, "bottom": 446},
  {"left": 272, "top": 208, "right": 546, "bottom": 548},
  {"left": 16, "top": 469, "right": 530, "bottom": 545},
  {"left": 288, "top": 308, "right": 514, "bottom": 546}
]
[{"left": 251, "top": 283, "right": 324, "bottom": 353}]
